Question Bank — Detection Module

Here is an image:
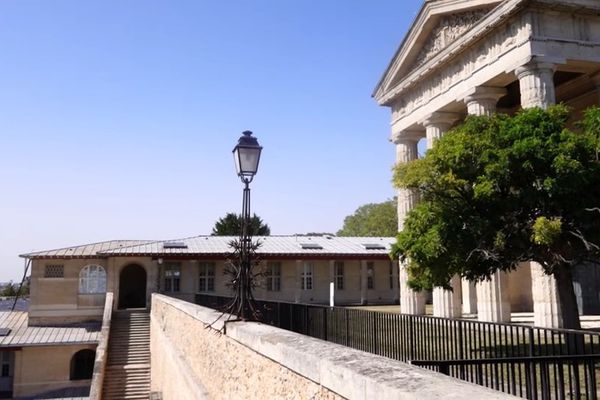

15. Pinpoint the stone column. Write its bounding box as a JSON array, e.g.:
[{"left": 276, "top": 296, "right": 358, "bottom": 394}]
[
  {"left": 432, "top": 276, "right": 462, "bottom": 318},
  {"left": 394, "top": 133, "right": 426, "bottom": 315},
  {"left": 463, "top": 86, "right": 507, "bottom": 116},
  {"left": 421, "top": 112, "right": 460, "bottom": 150},
  {"left": 515, "top": 61, "right": 556, "bottom": 109},
  {"left": 360, "top": 260, "right": 368, "bottom": 305},
  {"left": 476, "top": 271, "right": 511, "bottom": 322},
  {"left": 294, "top": 260, "right": 303, "bottom": 303},
  {"left": 462, "top": 280, "right": 478, "bottom": 315},
  {"left": 461, "top": 86, "right": 507, "bottom": 319},
  {"left": 515, "top": 61, "right": 561, "bottom": 326},
  {"left": 531, "top": 262, "right": 562, "bottom": 328},
  {"left": 422, "top": 113, "right": 462, "bottom": 318}
]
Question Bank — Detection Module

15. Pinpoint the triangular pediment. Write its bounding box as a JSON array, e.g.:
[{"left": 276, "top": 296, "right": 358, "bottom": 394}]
[{"left": 374, "top": 0, "right": 503, "bottom": 104}]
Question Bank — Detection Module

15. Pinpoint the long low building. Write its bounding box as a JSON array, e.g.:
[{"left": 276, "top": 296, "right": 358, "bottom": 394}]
[{"left": 0, "top": 235, "right": 398, "bottom": 398}]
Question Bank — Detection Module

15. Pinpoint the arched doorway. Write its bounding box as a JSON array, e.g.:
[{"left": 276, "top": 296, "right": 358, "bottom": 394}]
[{"left": 118, "top": 264, "right": 147, "bottom": 309}]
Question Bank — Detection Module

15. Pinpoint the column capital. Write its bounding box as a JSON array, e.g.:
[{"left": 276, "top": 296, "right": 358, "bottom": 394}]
[
  {"left": 462, "top": 86, "right": 507, "bottom": 104},
  {"left": 391, "top": 130, "right": 423, "bottom": 145},
  {"left": 420, "top": 111, "right": 461, "bottom": 129},
  {"left": 515, "top": 61, "right": 556, "bottom": 80}
]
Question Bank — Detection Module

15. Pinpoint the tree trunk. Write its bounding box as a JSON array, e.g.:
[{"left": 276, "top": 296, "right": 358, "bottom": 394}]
[{"left": 553, "top": 264, "right": 581, "bottom": 330}]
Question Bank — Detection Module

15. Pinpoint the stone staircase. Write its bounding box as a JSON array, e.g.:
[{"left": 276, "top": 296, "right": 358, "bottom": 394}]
[{"left": 102, "top": 309, "right": 151, "bottom": 399}]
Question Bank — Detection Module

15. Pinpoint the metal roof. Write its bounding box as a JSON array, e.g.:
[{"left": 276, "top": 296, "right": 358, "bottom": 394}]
[
  {"left": 0, "top": 311, "right": 101, "bottom": 347},
  {"left": 99, "top": 235, "right": 396, "bottom": 257},
  {"left": 20, "top": 240, "right": 156, "bottom": 259},
  {"left": 20, "top": 236, "right": 396, "bottom": 259}
]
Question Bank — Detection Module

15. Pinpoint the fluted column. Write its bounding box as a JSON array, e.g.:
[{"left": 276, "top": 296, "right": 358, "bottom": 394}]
[
  {"left": 476, "top": 271, "right": 511, "bottom": 322},
  {"left": 421, "top": 112, "right": 460, "bottom": 150},
  {"left": 463, "top": 86, "right": 507, "bottom": 116},
  {"left": 422, "top": 113, "right": 462, "bottom": 318},
  {"left": 463, "top": 86, "right": 509, "bottom": 320},
  {"left": 432, "top": 276, "right": 462, "bottom": 318},
  {"left": 516, "top": 61, "right": 556, "bottom": 109},
  {"left": 394, "top": 132, "right": 426, "bottom": 315},
  {"left": 531, "top": 262, "right": 562, "bottom": 328}
]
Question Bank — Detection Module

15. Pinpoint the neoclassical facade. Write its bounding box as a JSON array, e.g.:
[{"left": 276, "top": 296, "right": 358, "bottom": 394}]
[{"left": 374, "top": 0, "right": 600, "bottom": 327}]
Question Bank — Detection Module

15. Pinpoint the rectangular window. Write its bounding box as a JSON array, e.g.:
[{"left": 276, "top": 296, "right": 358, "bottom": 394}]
[
  {"left": 164, "top": 262, "right": 181, "bottom": 292},
  {"left": 199, "top": 262, "right": 216, "bottom": 292},
  {"left": 334, "top": 261, "right": 344, "bottom": 290},
  {"left": 367, "top": 262, "right": 375, "bottom": 290},
  {"left": 266, "top": 262, "right": 281, "bottom": 292},
  {"left": 301, "top": 262, "right": 313, "bottom": 290},
  {"left": 44, "top": 264, "right": 64, "bottom": 278}
]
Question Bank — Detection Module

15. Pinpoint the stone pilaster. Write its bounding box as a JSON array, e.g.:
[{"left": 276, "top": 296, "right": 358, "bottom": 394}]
[
  {"left": 515, "top": 61, "right": 556, "bottom": 109},
  {"left": 360, "top": 260, "right": 368, "bottom": 305},
  {"left": 476, "top": 271, "right": 511, "bottom": 322},
  {"left": 432, "top": 276, "right": 462, "bottom": 318},
  {"left": 530, "top": 262, "right": 562, "bottom": 328},
  {"left": 462, "top": 86, "right": 507, "bottom": 116},
  {"left": 461, "top": 279, "right": 478, "bottom": 314},
  {"left": 394, "top": 132, "right": 426, "bottom": 315},
  {"left": 421, "top": 112, "right": 461, "bottom": 150}
]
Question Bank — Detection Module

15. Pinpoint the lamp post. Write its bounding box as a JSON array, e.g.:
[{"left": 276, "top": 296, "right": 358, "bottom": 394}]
[{"left": 232, "top": 130, "right": 262, "bottom": 320}]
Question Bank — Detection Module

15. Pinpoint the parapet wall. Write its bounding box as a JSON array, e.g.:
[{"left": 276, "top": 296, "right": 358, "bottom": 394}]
[{"left": 150, "top": 294, "right": 514, "bottom": 400}]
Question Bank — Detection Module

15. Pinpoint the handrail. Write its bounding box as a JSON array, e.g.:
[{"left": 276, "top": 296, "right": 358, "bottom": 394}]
[{"left": 89, "top": 292, "right": 113, "bottom": 400}]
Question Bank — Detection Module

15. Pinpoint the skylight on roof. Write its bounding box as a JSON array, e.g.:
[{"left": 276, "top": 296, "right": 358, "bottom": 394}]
[
  {"left": 0, "top": 328, "right": 11, "bottom": 337},
  {"left": 163, "top": 242, "right": 188, "bottom": 249},
  {"left": 300, "top": 243, "right": 323, "bottom": 250},
  {"left": 363, "top": 243, "right": 386, "bottom": 250}
]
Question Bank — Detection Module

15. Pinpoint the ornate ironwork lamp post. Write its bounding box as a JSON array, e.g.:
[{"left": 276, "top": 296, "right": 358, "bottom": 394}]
[{"left": 232, "top": 130, "right": 262, "bottom": 320}]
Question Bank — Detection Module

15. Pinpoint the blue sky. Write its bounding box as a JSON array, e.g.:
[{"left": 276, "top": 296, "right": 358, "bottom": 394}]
[{"left": 0, "top": 1, "right": 422, "bottom": 281}]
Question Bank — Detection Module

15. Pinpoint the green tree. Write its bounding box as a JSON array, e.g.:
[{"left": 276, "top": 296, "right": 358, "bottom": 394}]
[
  {"left": 211, "top": 212, "right": 271, "bottom": 236},
  {"left": 392, "top": 105, "right": 600, "bottom": 329},
  {"left": 337, "top": 199, "right": 398, "bottom": 237},
  {"left": 0, "top": 281, "right": 17, "bottom": 297}
]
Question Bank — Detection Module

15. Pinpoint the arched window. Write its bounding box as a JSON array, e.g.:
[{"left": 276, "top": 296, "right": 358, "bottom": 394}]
[
  {"left": 70, "top": 349, "right": 95, "bottom": 380},
  {"left": 79, "top": 265, "right": 107, "bottom": 294}
]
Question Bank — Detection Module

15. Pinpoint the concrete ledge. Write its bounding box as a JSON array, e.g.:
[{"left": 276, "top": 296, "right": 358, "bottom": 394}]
[
  {"left": 152, "top": 295, "right": 515, "bottom": 399},
  {"left": 226, "top": 321, "right": 514, "bottom": 400}
]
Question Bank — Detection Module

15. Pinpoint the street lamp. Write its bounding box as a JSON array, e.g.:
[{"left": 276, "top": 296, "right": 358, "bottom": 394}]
[{"left": 232, "top": 130, "right": 262, "bottom": 320}]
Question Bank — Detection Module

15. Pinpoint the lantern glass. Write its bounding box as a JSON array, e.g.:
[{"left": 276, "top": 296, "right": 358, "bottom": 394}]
[{"left": 233, "top": 131, "right": 262, "bottom": 177}]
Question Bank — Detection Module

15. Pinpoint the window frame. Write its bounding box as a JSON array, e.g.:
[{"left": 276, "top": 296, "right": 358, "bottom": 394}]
[
  {"left": 301, "top": 262, "right": 314, "bottom": 291},
  {"left": 334, "top": 261, "right": 344, "bottom": 290},
  {"left": 266, "top": 262, "right": 281, "bottom": 292},
  {"left": 367, "top": 262, "right": 375, "bottom": 290},
  {"left": 198, "top": 262, "right": 216, "bottom": 292},
  {"left": 163, "top": 262, "right": 181, "bottom": 293},
  {"left": 78, "top": 265, "right": 107, "bottom": 294}
]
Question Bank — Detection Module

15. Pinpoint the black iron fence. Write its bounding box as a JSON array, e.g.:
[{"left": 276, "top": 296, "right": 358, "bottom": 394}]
[{"left": 195, "top": 294, "right": 600, "bottom": 399}]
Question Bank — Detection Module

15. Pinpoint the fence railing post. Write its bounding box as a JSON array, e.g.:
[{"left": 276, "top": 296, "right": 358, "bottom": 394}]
[{"left": 409, "top": 316, "right": 415, "bottom": 361}]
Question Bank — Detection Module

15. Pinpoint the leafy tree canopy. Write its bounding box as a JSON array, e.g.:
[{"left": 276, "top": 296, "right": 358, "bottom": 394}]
[
  {"left": 337, "top": 199, "right": 398, "bottom": 237},
  {"left": 392, "top": 105, "right": 600, "bottom": 329},
  {"left": 211, "top": 212, "right": 271, "bottom": 236}
]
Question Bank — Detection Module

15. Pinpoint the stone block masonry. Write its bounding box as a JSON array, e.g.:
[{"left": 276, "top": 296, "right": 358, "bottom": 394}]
[{"left": 151, "top": 294, "right": 515, "bottom": 399}]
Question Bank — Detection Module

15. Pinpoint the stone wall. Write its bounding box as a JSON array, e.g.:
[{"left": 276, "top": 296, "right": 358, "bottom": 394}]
[{"left": 150, "top": 294, "right": 514, "bottom": 399}]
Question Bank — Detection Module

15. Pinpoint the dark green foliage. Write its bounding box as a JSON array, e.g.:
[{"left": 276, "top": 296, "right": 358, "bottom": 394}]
[
  {"left": 337, "top": 199, "right": 398, "bottom": 237},
  {"left": 392, "top": 106, "right": 600, "bottom": 328},
  {"left": 211, "top": 212, "right": 271, "bottom": 236}
]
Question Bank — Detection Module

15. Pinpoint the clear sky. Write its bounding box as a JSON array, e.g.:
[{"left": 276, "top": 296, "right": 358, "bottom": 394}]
[{"left": 0, "top": 1, "right": 422, "bottom": 282}]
